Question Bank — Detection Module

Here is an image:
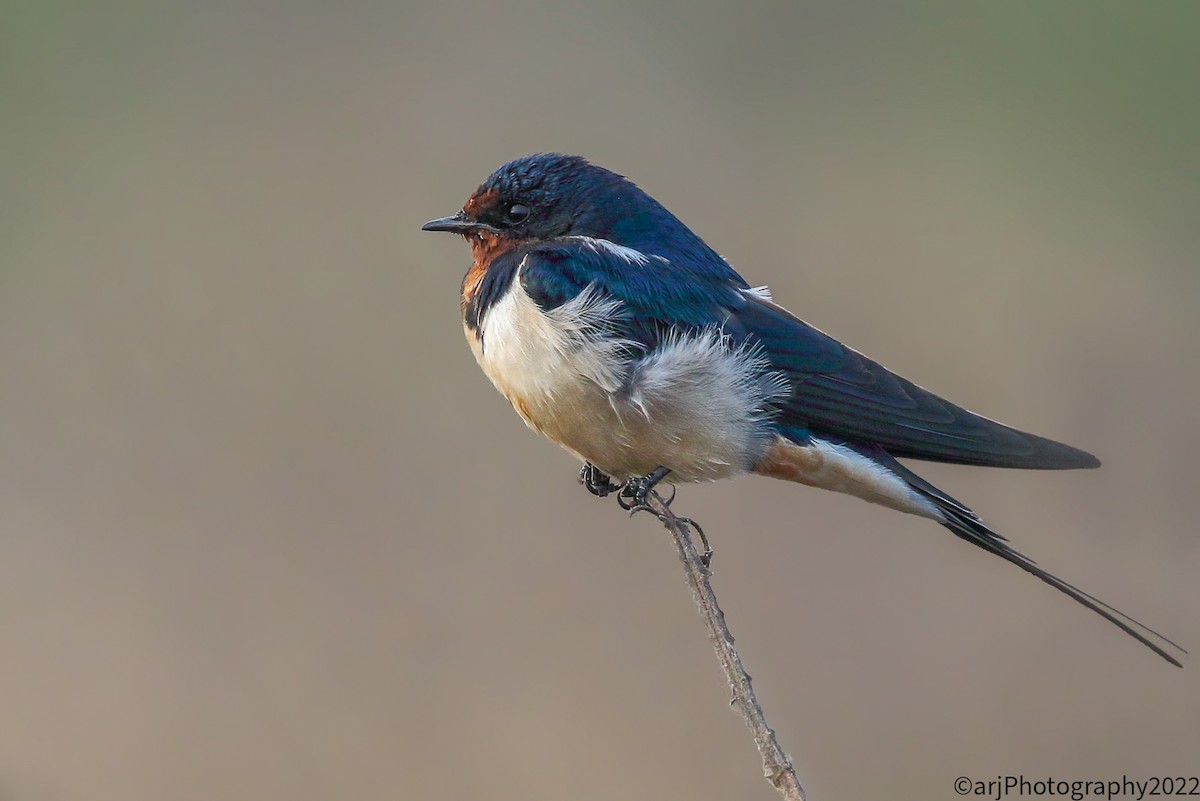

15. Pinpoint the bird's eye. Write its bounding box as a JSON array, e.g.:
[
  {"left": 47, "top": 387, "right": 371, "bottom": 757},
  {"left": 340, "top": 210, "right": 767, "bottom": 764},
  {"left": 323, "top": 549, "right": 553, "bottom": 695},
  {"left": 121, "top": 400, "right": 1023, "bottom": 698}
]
[{"left": 507, "top": 203, "right": 530, "bottom": 223}]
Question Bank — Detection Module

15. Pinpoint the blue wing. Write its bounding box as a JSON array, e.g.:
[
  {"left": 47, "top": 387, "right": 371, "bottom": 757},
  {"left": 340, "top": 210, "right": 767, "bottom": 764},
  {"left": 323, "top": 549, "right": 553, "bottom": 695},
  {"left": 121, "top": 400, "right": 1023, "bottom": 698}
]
[
  {"left": 729, "top": 292, "right": 1100, "bottom": 468},
  {"left": 518, "top": 238, "right": 1099, "bottom": 470}
]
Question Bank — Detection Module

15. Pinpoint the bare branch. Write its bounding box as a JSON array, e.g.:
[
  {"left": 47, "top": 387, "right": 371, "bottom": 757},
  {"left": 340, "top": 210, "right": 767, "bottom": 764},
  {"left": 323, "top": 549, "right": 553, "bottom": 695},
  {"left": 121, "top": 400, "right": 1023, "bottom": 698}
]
[{"left": 644, "top": 491, "right": 808, "bottom": 801}]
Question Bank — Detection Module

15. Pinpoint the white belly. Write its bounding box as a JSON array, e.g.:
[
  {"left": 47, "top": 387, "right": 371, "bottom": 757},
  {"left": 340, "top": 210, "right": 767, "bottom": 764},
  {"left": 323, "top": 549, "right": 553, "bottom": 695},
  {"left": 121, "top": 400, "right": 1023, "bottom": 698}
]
[{"left": 468, "top": 278, "right": 786, "bottom": 482}]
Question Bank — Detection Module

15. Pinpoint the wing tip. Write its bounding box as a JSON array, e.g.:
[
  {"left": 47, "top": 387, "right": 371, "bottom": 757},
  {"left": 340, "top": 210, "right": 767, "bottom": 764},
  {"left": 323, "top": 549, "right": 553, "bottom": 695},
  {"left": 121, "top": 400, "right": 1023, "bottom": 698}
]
[{"left": 1024, "top": 435, "right": 1101, "bottom": 470}]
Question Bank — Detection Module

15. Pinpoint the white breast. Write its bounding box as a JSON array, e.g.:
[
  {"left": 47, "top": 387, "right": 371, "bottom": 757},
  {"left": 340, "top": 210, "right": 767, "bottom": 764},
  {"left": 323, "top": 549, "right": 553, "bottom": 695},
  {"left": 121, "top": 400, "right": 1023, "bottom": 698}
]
[
  {"left": 468, "top": 272, "right": 787, "bottom": 482},
  {"left": 472, "top": 279, "right": 630, "bottom": 404}
]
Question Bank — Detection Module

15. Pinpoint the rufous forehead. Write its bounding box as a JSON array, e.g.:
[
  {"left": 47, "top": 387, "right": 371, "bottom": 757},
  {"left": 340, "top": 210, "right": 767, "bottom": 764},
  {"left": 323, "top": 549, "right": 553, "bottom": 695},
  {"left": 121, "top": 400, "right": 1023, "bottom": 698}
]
[{"left": 463, "top": 188, "right": 499, "bottom": 216}]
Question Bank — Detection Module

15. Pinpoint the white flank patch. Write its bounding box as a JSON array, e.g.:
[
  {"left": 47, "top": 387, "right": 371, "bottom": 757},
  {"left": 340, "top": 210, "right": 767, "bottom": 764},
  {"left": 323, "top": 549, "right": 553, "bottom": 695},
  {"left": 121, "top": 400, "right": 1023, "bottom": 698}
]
[
  {"left": 627, "top": 329, "right": 787, "bottom": 425},
  {"left": 613, "top": 329, "right": 789, "bottom": 477},
  {"left": 744, "top": 285, "right": 773, "bottom": 302}
]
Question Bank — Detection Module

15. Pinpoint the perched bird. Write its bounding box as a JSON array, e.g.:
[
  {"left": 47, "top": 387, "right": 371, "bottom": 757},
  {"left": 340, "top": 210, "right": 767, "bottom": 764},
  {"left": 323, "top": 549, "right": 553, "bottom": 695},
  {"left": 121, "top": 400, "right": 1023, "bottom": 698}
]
[{"left": 422, "top": 153, "right": 1183, "bottom": 666}]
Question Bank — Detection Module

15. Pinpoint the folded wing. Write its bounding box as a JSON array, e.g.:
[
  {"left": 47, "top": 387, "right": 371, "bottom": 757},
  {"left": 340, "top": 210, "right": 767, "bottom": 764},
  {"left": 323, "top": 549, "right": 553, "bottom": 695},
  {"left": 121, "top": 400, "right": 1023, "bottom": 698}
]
[
  {"left": 518, "top": 238, "right": 1098, "bottom": 470},
  {"left": 727, "top": 293, "right": 1100, "bottom": 469}
]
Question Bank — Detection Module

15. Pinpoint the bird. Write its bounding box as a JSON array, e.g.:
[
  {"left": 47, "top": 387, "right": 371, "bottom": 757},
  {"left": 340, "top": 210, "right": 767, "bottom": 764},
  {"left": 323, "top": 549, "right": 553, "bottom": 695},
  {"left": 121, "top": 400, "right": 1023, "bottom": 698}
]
[{"left": 422, "top": 153, "right": 1183, "bottom": 667}]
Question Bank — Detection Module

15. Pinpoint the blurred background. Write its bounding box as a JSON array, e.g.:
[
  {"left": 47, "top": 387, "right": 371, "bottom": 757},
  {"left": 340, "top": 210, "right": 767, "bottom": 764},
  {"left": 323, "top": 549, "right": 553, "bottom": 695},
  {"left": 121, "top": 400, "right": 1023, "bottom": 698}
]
[{"left": 2, "top": 2, "right": 1198, "bottom": 799}]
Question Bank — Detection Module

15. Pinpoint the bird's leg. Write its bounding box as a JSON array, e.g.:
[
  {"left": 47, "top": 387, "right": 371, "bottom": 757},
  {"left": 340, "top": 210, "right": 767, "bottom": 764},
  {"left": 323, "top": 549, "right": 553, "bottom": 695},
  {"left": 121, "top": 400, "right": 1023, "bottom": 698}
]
[
  {"left": 580, "top": 461, "right": 620, "bottom": 497},
  {"left": 617, "top": 466, "right": 673, "bottom": 510}
]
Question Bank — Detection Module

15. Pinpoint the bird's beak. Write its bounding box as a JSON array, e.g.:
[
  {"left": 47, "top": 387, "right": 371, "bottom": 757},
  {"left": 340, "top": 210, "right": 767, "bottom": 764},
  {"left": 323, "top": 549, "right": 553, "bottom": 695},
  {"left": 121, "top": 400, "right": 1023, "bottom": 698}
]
[{"left": 421, "top": 211, "right": 499, "bottom": 235}]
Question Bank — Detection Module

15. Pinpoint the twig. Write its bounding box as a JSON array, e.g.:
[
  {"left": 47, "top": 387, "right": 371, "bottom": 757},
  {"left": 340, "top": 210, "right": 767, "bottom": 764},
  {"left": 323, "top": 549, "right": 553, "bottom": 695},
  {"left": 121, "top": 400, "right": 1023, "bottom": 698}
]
[{"left": 644, "top": 491, "right": 808, "bottom": 801}]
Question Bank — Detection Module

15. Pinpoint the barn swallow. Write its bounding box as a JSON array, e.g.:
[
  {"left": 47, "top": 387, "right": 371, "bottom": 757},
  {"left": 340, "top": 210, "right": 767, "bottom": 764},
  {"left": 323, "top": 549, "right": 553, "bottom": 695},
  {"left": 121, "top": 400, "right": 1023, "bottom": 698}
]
[{"left": 422, "top": 153, "right": 1183, "bottom": 666}]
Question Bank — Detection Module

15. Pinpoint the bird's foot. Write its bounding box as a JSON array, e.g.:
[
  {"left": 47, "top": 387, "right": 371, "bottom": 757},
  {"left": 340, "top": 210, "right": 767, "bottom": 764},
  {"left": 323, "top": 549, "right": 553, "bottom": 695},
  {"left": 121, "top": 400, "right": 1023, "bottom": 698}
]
[
  {"left": 617, "top": 466, "right": 673, "bottom": 511},
  {"left": 580, "top": 462, "right": 620, "bottom": 497},
  {"left": 580, "top": 466, "right": 712, "bottom": 567}
]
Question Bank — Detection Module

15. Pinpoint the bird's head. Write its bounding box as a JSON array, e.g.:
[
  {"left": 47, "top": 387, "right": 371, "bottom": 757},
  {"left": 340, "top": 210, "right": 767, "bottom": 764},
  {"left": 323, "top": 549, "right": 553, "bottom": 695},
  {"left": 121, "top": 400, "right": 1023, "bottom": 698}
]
[{"left": 422, "top": 154, "right": 710, "bottom": 262}]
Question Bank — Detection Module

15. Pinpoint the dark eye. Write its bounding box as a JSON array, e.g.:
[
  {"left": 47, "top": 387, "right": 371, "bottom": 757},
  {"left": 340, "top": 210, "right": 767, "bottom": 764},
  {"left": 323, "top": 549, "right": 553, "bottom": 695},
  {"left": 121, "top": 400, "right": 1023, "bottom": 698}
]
[{"left": 507, "top": 203, "right": 530, "bottom": 223}]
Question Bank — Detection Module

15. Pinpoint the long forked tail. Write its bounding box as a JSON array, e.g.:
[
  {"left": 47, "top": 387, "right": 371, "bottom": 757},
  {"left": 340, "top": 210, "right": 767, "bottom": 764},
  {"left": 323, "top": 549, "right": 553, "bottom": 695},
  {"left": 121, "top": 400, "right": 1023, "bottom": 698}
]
[
  {"left": 889, "top": 458, "right": 1186, "bottom": 667},
  {"left": 757, "top": 433, "right": 1185, "bottom": 665}
]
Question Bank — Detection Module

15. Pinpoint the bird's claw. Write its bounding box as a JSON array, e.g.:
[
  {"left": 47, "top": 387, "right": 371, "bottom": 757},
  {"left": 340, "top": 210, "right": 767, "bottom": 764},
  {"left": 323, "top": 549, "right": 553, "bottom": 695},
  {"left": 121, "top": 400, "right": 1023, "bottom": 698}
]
[
  {"left": 616, "top": 466, "right": 672, "bottom": 510},
  {"left": 585, "top": 465, "right": 713, "bottom": 566},
  {"left": 580, "top": 462, "right": 620, "bottom": 497}
]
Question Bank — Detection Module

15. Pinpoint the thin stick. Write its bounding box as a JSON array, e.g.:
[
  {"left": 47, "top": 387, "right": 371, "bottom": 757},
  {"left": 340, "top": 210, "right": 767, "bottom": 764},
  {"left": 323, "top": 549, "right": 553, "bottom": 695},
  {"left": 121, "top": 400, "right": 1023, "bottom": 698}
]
[{"left": 645, "top": 491, "right": 808, "bottom": 801}]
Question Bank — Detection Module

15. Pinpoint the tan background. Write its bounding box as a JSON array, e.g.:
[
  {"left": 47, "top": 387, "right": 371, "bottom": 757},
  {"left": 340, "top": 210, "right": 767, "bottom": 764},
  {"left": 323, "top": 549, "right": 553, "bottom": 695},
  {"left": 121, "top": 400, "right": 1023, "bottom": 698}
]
[{"left": 2, "top": 2, "right": 1198, "bottom": 799}]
